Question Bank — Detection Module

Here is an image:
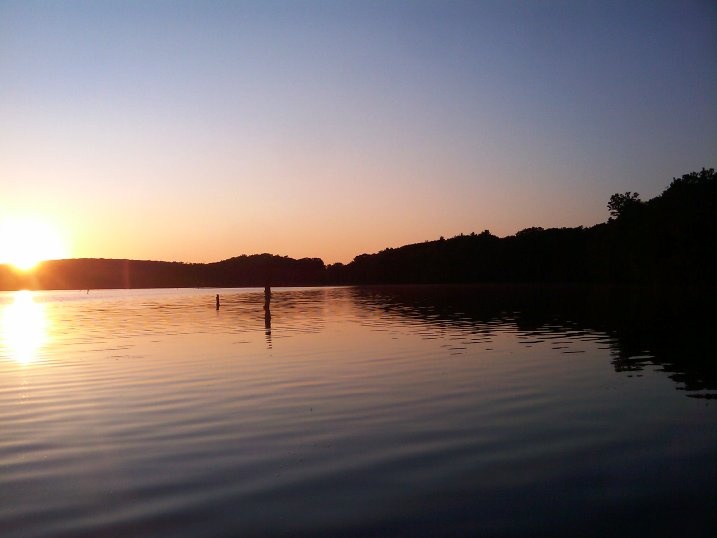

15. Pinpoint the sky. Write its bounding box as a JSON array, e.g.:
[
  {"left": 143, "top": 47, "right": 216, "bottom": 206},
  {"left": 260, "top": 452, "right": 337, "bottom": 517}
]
[{"left": 1, "top": 0, "right": 715, "bottom": 265}]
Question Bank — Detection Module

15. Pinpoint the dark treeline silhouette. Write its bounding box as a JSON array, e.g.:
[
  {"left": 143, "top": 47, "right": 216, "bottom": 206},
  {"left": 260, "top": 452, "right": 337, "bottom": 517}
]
[
  {"left": 0, "top": 254, "right": 325, "bottom": 291},
  {"left": 0, "top": 168, "right": 714, "bottom": 291},
  {"left": 328, "top": 227, "right": 591, "bottom": 284},
  {"left": 330, "top": 168, "right": 716, "bottom": 286}
]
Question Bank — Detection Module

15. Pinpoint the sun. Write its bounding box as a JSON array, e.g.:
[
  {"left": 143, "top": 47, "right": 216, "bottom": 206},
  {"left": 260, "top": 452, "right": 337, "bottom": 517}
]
[{"left": 0, "top": 217, "right": 68, "bottom": 271}]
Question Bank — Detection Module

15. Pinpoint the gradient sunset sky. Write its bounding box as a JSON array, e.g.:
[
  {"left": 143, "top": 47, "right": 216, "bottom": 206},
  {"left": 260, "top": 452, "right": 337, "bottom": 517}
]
[{"left": 1, "top": 0, "right": 715, "bottom": 264}]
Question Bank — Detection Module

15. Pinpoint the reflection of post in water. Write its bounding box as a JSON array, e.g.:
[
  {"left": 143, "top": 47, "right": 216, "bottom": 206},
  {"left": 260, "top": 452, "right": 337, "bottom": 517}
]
[
  {"left": 264, "top": 285, "right": 272, "bottom": 348},
  {"left": 264, "top": 305, "right": 272, "bottom": 329}
]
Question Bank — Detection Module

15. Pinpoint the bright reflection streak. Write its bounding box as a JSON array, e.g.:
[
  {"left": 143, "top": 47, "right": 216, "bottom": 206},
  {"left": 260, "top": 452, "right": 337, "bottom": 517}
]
[{"left": 1, "top": 291, "right": 49, "bottom": 365}]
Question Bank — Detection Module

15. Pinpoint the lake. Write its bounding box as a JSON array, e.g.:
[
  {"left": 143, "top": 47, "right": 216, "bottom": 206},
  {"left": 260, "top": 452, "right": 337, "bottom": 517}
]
[{"left": 1, "top": 285, "right": 715, "bottom": 537}]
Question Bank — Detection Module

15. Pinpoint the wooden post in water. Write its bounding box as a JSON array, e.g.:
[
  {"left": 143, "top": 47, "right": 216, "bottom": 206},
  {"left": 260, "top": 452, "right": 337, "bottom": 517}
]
[{"left": 216, "top": 294, "right": 220, "bottom": 310}]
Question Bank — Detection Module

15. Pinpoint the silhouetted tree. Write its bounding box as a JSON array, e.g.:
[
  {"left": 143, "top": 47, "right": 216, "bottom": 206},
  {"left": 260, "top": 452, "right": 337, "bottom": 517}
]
[{"left": 607, "top": 191, "right": 642, "bottom": 219}]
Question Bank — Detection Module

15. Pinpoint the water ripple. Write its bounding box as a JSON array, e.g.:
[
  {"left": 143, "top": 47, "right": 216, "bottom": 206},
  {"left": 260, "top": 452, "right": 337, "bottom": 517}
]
[{"left": 0, "top": 286, "right": 715, "bottom": 537}]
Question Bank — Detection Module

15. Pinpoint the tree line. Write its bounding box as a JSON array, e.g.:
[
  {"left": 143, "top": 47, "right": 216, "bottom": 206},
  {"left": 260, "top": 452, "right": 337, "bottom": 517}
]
[
  {"left": 329, "top": 168, "right": 716, "bottom": 286},
  {"left": 1, "top": 168, "right": 714, "bottom": 291},
  {"left": 0, "top": 255, "right": 326, "bottom": 290}
]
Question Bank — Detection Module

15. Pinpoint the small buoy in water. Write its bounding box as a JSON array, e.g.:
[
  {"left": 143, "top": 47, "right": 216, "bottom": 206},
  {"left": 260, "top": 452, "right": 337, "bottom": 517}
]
[{"left": 216, "top": 294, "right": 220, "bottom": 310}]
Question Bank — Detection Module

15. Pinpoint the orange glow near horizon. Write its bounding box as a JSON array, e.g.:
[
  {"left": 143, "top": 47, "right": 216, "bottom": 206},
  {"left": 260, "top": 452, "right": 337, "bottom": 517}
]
[{"left": 0, "top": 217, "right": 68, "bottom": 270}]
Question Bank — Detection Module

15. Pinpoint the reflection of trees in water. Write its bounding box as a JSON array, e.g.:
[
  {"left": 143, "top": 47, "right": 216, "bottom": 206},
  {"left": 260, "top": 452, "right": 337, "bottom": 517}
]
[
  {"left": 608, "top": 316, "right": 716, "bottom": 397},
  {"left": 351, "top": 285, "right": 507, "bottom": 344},
  {"left": 349, "top": 285, "right": 717, "bottom": 397}
]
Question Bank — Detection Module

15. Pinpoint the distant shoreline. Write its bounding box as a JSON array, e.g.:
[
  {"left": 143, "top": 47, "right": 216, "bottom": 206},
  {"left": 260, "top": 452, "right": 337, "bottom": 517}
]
[{"left": 2, "top": 168, "right": 714, "bottom": 292}]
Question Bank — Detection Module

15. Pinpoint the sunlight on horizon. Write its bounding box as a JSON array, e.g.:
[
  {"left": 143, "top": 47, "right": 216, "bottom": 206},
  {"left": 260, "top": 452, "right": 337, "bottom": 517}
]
[
  {"left": 0, "top": 217, "right": 68, "bottom": 270},
  {"left": 1, "top": 290, "right": 50, "bottom": 365}
]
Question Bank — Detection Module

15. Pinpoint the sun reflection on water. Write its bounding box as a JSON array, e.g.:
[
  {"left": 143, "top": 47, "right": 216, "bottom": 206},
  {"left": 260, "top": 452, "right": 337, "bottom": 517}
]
[{"left": 1, "top": 291, "right": 50, "bottom": 364}]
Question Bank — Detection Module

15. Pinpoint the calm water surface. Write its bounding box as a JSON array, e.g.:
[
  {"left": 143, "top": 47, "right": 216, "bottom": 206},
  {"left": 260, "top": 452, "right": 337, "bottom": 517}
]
[{"left": 0, "top": 286, "right": 715, "bottom": 537}]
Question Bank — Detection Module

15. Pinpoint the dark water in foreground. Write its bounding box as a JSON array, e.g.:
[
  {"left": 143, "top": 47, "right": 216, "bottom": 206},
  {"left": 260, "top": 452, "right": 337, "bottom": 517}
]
[{"left": 0, "top": 285, "right": 715, "bottom": 537}]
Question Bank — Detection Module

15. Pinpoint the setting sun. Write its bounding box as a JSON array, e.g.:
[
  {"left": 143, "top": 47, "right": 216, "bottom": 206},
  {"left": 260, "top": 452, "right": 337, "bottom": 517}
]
[{"left": 0, "top": 217, "right": 68, "bottom": 271}]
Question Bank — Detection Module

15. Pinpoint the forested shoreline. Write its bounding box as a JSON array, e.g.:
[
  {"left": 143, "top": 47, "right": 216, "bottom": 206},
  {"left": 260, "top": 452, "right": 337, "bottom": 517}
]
[{"left": 1, "top": 169, "right": 714, "bottom": 291}]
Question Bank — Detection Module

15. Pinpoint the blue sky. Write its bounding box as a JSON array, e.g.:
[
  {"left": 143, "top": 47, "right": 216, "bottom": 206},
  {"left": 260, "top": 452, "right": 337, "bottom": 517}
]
[{"left": 1, "top": 0, "right": 715, "bottom": 263}]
